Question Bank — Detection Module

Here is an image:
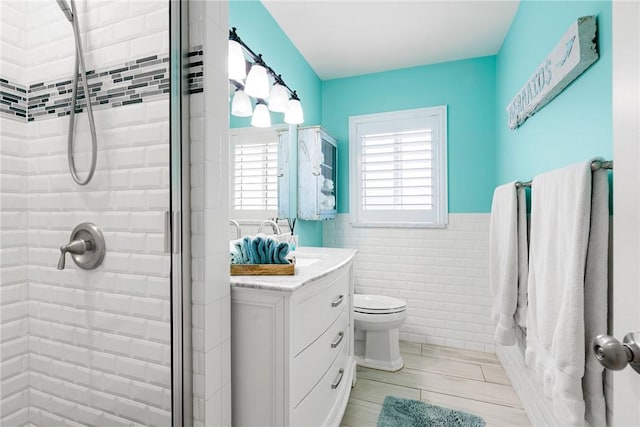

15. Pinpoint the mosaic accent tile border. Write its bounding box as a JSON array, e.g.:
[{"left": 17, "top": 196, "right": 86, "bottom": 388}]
[
  {"left": 1, "top": 78, "right": 28, "bottom": 120},
  {"left": 1, "top": 47, "right": 205, "bottom": 123},
  {"left": 27, "top": 53, "right": 170, "bottom": 121},
  {"left": 187, "top": 46, "right": 203, "bottom": 95}
]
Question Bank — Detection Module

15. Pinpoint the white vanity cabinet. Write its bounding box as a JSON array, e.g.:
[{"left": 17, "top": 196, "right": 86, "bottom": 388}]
[
  {"left": 297, "top": 126, "right": 337, "bottom": 220},
  {"left": 231, "top": 248, "right": 357, "bottom": 427}
]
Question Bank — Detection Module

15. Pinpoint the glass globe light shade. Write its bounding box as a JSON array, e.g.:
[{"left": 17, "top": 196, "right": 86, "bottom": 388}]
[
  {"left": 268, "top": 83, "right": 289, "bottom": 113},
  {"left": 244, "top": 63, "right": 270, "bottom": 99},
  {"left": 231, "top": 89, "right": 252, "bottom": 117},
  {"left": 284, "top": 98, "right": 304, "bottom": 125},
  {"left": 228, "top": 40, "right": 247, "bottom": 81},
  {"left": 251, "top": 101, "right": 271, "bottom": 128}
]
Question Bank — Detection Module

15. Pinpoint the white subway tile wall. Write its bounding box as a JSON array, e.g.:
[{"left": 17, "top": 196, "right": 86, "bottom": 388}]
[
  {"left": 0, "top": 117, "right": 30, "bottom": 424},
  {"left": 1, "top": 1, "right": 27, "bottom": 83},
  {"left": 189, "top": 1, "right": 231, "bottom": 426},
  {"left": 1, "top": 1, "right": 30, "bottom": 423},
  {"left": 324, "top": 213, "right": 495, "bottom": 353},
  {"left": 1, "top": 0, "right": 174, "bottom": 425}
]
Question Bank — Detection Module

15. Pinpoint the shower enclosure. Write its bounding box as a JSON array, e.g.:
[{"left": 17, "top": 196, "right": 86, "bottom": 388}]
[{"left": 0, "top": 0, "right": 198, "bottom": 425}]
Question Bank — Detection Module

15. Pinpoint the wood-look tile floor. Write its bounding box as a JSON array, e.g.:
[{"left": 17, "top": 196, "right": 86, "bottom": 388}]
[{"left": 341, "top": 342, "right": 530, "bottom": 427}]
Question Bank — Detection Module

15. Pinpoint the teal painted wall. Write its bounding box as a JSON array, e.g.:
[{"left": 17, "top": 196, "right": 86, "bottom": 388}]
[
  {"left": 495, "top": 1, "right": 612, "bottom": 184},
  {"left": 228, "top": 1, "right": 612, "bottom": 243},
  {"left": 322, "top": 56, "right": 497, "bottom": 214},
  {"left": 229, "top": 0, "right": 324, "bottom": 246}
]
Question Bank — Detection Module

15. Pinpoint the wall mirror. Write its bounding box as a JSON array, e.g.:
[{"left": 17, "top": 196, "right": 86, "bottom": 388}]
[{"left": 229, "top": 125, "right": 296, "bottom": 225}]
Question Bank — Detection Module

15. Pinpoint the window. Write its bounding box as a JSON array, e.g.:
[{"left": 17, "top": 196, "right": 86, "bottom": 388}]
[
  {"left": 349, "top": 106, "right": 447, "bottom": 227},
  {"left": 230, "top": 127, "right": 283, "bottom": 221}
]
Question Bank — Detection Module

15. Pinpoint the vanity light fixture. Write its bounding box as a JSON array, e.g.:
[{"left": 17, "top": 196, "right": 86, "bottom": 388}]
[
  {"left": 228, "top": 38, "right": 247, "bottom": 81},
  {"left": 231, "top": 87, "right": 252, "bottom": 117},
  {"left": 284, "top": 91, "right": 304, "bottom": 125},
  {"left": 228, "top": 27, "right": 304, "bottom": 127},
  {"left": 251, "top": 99, "right": 271, "bottom": 128},
  {"left": 268, "top": 77, "right": 289, "bottom": 113},
  {"left": 244, "top": 55, "right": 270, "bottom": 99}
]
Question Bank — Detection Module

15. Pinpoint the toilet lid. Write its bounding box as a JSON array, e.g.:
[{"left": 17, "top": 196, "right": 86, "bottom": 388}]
[{"left": 354, "top": 294, "right": 406, "bottom": 314}]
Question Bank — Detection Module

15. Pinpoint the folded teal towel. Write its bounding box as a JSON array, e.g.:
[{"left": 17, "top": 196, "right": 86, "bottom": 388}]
[
  {"left": 241, "top": 236, "right": 252, "bottom": 264},
  {"left": 263, "top": 238, "right": 275, "bottom": 263},
  {"left": 257, "top": 237, "right": 269, "bottom": 263},
  {"left": 270, "top": 238, "right": 279, "bottom": 258},
  {"left": 274, "top": 241, "right": 290, "bottom": 264},
  {"left": 249, "top": 237, "right": 261, "bottom": 264},
  {"left": 231, "top": 236, "right": 290, "bottom": 265}
]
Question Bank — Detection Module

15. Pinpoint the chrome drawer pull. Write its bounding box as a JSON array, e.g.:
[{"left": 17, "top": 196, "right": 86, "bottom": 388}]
[
  {"left": 331, "top": 294, "right": 344, "bottom": 307},
  {"left": 331, "top": 331, "right": 345, "bottom": 348},
  {"left": 331, "top": 369, "right": 344, "bottom": 389}
]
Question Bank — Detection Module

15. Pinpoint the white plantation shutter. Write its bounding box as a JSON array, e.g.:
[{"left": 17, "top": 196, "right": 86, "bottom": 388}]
[
  {"left": 350, "top": 107, "right": 447, "bottom": 227},
  {"left": 361, "top": 130, "right": 434, "bottom": 210},
  {"left": 234, "top": 142, "right": 278, "bottom": 210},
  {"left": 230, "top": 128, "right": 279, "bottom": 220}
]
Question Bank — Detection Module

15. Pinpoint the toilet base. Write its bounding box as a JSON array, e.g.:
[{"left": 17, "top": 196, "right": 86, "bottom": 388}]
[
  {"left": 354, "top": 328, "right": 404, "bottom": 372},
  {"left": 354, "top": 354, "right": 404, "bottom": 372}
]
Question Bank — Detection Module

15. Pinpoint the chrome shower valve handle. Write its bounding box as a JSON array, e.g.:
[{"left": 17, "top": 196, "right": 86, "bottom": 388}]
[
  {"left": 57, "top": 223, "right": 106, "bottom": 270},
  {"left": 57, "top": 239, "right": 92, "bottom": 269}
]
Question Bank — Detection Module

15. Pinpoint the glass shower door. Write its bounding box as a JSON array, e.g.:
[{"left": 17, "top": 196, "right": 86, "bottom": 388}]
[{"left": 0, "top": 1, "right": 179, "bottom": 425}]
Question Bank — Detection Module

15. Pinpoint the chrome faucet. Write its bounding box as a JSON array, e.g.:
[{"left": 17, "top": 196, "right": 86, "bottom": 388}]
[
  {"left": 258, "top": 219, "right": 281, "bottom": 235},
  {"left": 229, "top": 219, "right": 241, "bottom": 239},
  {"left": 57, "top": 239, "right": 92, "bottom": 270}
]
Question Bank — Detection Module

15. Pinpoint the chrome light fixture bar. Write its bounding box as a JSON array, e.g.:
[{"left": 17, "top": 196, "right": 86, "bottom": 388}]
[{"left": 228, "top": 27, "right": 304, "bottom": 126}]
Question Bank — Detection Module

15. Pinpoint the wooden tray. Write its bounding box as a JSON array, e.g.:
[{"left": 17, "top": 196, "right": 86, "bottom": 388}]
[{"left": 230, "top": 263, "right": 295, "bottom": 276}]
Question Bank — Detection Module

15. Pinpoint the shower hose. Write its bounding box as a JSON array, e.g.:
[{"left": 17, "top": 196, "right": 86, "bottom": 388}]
[{"left": 65, "top": 0, "right": 98, "bottom": 185}]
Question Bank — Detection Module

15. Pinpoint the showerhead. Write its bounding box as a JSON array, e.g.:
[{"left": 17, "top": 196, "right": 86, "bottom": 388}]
[{"left": 56, "top": 0, "right": 73, "bottom": 22}]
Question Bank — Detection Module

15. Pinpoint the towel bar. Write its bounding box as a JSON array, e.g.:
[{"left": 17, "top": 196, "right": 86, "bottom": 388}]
[{"left": 515, "top": 160, "right": 613, "bottom": 188}]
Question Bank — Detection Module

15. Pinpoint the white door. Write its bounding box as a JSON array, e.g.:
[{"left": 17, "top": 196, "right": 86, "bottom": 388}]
[{"left": 612, "top": 2, "right": 640, "bottom": 426}]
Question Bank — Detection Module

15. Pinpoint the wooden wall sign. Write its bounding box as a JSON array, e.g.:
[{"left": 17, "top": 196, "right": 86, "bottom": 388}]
[{"left": 507, "top": 15, "right": 599, "bottom": 130}]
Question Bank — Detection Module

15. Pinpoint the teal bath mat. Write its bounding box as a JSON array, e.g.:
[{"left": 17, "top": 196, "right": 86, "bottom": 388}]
[{"left": 377, "top": 396, "right": 486, "bottom": 427}]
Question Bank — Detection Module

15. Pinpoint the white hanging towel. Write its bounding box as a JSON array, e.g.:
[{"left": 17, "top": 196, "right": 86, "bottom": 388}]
[
  {"left": 525, "top": 160, "right": 608, "bottom": 427},
  {"left": 489, "top": 182, "right": 518, "bottom": 345},
  {"left": 582, "top": 165, "right": 609, "bottom": 427},
  {"left": 515, "top": 186, "right": 529, "bottom": 327}
]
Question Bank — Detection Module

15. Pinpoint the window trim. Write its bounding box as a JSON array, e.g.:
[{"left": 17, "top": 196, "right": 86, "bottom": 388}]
[{"left": 349, "top": 106, "right": 448, "bottom": 228}]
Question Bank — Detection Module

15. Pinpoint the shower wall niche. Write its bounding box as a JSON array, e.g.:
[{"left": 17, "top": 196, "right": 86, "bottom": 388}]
[{"left": 1, "top": 1, "right": 173, "bottom": 425}]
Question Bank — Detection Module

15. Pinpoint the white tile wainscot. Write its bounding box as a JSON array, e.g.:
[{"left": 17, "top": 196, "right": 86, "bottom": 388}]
[
  {"left": 230, "top": 247, "right": 357, "bottom": 426},
  {"left": 323, "top": 213, "right": 494, "bottom": 353}
]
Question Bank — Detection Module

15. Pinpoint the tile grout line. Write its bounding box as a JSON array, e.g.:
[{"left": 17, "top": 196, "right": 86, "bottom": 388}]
[
  {"left": 420, "top": 344, "right": 501, "bottom": 366},
  {"left": 419, "top": 388, "right": 526, "bottom": 411},
  {"left": 357, "top": 367, "right": 523, "bottom": 410},
  {"left": 362, "top": 366, "right": 514, "bottom": 390}
]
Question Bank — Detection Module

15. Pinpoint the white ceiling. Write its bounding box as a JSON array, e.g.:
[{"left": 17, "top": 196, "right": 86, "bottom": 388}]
[{"left": 262, "top": 1, "right": 520, "bottom": 80}]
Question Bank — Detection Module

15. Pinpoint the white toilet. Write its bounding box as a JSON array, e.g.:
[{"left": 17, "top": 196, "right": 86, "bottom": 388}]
[{"left": 353, "top": 294, "right": 407, "bottom": 371}]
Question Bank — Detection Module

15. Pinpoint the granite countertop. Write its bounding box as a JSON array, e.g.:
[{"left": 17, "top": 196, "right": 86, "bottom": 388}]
[{"left": 230, "top": 247, "right": 358, "bottom": 292}]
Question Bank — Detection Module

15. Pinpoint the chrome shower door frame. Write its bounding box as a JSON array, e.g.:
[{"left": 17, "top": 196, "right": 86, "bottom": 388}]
[{"left": 169, "top": 1, "right": 192, "bottom": 426}]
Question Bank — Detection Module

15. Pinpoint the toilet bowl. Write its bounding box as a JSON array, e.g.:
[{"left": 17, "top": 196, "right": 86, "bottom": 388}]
[{"left": 353, "top": 294, "right": 407, "bottom": 371}]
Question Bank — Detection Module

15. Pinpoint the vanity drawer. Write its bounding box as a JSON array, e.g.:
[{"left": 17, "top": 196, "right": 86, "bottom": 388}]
[
  {"left": 292, "top": 329, "right": 350, "bottom": 427},
  {"left": 292, "top": 267, "right": 349, "bottom": 355},
  {"left": 292, "top": 310, "right": 348, "bottom": 406}
]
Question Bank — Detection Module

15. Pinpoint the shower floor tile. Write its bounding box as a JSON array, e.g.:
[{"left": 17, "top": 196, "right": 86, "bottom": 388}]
[{"left": 341, "top": 342, "right": 530, "bottom": 427}]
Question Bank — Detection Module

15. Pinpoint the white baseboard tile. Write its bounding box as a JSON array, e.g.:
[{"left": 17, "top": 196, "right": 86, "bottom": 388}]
[{"left": 496, "top": 342, "right": 560, "bottom": 427}]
